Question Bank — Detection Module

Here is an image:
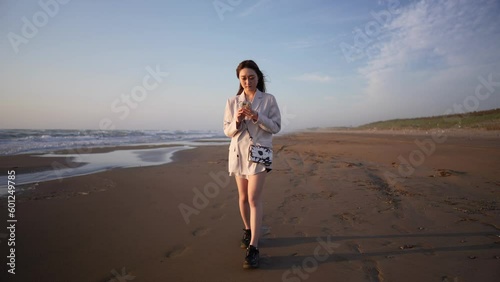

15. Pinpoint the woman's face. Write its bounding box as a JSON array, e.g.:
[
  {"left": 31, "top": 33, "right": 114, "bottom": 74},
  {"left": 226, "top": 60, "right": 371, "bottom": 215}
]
[{"left": 239, "top": 68, "right": 258, "bottom": 94}]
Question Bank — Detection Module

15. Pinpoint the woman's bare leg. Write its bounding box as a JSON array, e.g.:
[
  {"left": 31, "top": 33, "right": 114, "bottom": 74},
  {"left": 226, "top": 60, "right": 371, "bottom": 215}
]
[
  {"left": 235, "top": 176, "right": 250, "bottom": 229},
  {"left": 247, "top": 172, "right": 267, "bottom": 247}
]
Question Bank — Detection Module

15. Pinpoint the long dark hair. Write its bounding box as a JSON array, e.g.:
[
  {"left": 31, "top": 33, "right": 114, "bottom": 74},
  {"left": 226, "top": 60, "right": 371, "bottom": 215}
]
[{"left": 236, "top": 60, "right": 266, "bottom": 95}]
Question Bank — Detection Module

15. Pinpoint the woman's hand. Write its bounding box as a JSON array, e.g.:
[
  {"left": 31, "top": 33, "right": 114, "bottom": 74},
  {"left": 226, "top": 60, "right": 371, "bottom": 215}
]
[
  {"left": 237, "top": 108, "right": 246, "bottom": 123},
  {"left": 238, "top": 108, "right": 258, "bottom": 121}
]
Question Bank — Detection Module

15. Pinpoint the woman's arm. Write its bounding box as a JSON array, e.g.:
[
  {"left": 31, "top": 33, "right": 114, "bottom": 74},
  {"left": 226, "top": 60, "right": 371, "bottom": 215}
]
[
  {"left": 223, "top": 99, "right": 243, "bottom": 137},
  {"left": 253, "top": 95, "right": 281, "bottom": 134}
]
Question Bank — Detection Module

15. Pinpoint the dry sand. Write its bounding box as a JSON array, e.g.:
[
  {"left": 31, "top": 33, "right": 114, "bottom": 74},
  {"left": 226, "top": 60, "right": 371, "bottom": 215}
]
[{"left": 0, "top": 131, "right": 499, "bottom": 282}]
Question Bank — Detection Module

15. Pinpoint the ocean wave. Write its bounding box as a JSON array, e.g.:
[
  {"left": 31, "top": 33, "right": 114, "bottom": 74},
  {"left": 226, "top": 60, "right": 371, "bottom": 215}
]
[{"left": 0, "top": 129, "right": 226, "bottom": 155}]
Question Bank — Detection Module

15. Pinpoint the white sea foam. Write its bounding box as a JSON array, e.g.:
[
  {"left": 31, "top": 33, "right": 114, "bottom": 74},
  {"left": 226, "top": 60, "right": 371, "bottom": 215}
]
[
  {"left": 0, "top": 146, "right": 199, "bottom": 196},
  {"left": 0, "top": 129, "right": 230, "bottom": 195},
  {"left": 0, "top": 129, "right": 226, "bottom": 155}
]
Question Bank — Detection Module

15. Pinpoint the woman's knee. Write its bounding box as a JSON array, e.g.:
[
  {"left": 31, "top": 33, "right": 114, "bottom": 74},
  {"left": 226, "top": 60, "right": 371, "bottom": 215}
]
[
  {"left": 239, "top": 194, "right": 249, "bottom": 204},
  {"left": 248, "top": 196, "right": 262, "bottom": 208}
]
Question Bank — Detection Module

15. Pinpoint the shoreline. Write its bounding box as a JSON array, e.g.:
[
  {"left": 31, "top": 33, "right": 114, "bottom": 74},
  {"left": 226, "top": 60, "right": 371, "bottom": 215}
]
[
  {"left": 0, "top": 145, "right": 201, "bottom": 195},
  {"left": 0, "top": 139, "right": 230, "bottom": 156},
  {"left": 0, "top": 131, "right": 499, "bottom": 281},
  {"left": 0, "top": 141, "right": 230, "bottom": 187}
]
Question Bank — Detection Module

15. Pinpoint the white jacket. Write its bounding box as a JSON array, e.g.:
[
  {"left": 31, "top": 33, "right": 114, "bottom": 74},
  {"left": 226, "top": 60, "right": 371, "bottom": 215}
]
[{"left": 223, "top": 90, "right": 281, "bottom": 174}]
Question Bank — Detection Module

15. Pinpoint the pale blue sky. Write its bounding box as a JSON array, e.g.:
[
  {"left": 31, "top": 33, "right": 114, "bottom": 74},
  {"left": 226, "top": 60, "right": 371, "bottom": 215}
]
[{"left": 1, "top": 0, "right": 499, "bottom": 131}]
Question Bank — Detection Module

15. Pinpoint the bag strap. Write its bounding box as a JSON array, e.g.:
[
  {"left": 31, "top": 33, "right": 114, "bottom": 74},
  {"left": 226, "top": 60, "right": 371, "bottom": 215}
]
[{"left": 244, "top": 120, "right": 254, "bottom": 143}]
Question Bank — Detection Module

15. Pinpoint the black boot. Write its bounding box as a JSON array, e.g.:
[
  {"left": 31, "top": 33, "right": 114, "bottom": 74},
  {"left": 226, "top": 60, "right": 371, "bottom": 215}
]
[
  {"left": 240, "top": 229, "right": 251, "bottom": 249},
  {"left": 243, "top": 245, "right": 260, "bottom": 269}
]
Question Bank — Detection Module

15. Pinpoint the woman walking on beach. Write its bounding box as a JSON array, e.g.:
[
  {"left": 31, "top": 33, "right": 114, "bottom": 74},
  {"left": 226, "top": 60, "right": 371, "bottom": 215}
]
[{"left": 223, "top": 60, "right": 281, "bottom": 269}]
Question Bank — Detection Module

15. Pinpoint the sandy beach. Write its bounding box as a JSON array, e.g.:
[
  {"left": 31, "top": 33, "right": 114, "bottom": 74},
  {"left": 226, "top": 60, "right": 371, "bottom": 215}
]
[{"left": 1, "top": 131, "right": 499, "bottom": 282}]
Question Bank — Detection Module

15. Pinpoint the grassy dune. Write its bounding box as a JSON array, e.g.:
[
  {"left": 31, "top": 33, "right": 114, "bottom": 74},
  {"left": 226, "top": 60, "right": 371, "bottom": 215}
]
[{"left": 357, "top": 108, "right": 500, "bottom": 131}]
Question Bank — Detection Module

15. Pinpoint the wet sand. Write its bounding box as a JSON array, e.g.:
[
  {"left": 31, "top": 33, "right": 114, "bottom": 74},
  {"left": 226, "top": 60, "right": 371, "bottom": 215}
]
[{"left": 0, "top": 131, "right": 499, "bottom": 282}]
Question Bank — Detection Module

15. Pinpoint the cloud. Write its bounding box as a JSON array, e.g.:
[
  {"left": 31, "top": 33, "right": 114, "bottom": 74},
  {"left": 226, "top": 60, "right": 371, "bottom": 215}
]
[
  {"left": 292, "top": 73, "right": 334, "bottom": 83},
  {"left": 354, "top": 0, "right": 500, "bottom": 123}
]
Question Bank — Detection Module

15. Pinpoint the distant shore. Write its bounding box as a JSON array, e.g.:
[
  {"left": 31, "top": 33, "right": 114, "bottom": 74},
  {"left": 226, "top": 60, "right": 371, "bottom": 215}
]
[{"left": 303, "top": 127, "right": 500, "bottom": 138}]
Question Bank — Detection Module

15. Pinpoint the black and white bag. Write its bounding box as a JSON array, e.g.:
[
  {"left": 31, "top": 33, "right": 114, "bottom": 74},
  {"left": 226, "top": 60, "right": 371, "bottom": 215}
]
[
  {"left": 245, "top": 121, "right": 273, "bottom": 166},
  {"left": 249, "top": 144, "right": 272, "bottom": 166}
]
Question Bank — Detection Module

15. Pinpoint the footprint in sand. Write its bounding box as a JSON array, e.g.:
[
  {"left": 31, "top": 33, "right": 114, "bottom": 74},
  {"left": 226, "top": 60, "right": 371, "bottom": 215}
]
[
  {"left": 321, "top": 227, "right": 333, "bottom": 235},
  {"left": 192, "top": 227, "right": 210, "bottom": 237},
  {"left": 288, "top": 217, "right": 302, "bottom": 224},
  {"left": 211, "top": 214, "right": 226, "bottom": 220},
  {"left": 272, "top": 216, "right": 285, "bottom": 224},
  {"left": 212, "top": 203, "right": 226, "bottom": 209},
  {"left": 261, "top": 226, "right": 272, "bottom": 237},
  {"left": 294, "top": 231, "right": 307, "bottom": 237},
  {"left": 429, "top": 169, "right": 465, "bottom": 177},
  {"left": 165, "top": 245, "right": 188, "bottom": 258},
  {"left": 362, "top": 259, "right": 384, "bottom": 282},
  {"left": 347, "top": 242, "right": 363, "bottom": 254},
  {"left": 442, "top": 276, "right": 459, "bottom": 282},
  {"left": 344, "top": 162, "right": 362, "bottom": 168}
]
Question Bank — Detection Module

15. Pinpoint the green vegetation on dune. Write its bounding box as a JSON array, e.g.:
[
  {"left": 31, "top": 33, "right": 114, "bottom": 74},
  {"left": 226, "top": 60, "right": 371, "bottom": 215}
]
[{"left": 358, "top": 108, "right": 500, "bottom": 130}]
